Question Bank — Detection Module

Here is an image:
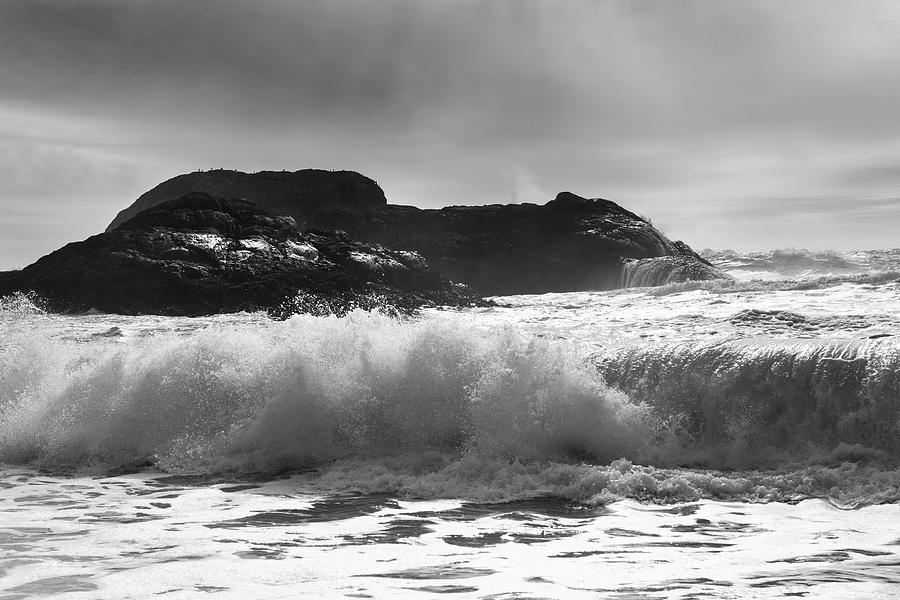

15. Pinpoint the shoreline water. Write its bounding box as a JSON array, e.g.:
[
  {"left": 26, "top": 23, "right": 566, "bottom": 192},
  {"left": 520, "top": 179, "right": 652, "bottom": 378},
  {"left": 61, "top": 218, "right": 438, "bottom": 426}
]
[
  {"left": 1, "top": 248, "right": 899, "bottom": 597},
  {"left": 1, "top": 467, "right": 898, "bottom": 599}
]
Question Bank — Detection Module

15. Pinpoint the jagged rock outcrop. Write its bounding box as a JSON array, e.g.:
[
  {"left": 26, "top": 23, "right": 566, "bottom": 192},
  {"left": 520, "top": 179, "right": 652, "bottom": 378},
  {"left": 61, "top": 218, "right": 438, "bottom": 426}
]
[
  {"left": 0, "top": 193, "right": 477, "bottom": 316},
  {"left": 311, "top": 191, "right": 727, "bottom": 295},
  {"left": 107, "top": 169, "right": 386, "bottom": 232}
]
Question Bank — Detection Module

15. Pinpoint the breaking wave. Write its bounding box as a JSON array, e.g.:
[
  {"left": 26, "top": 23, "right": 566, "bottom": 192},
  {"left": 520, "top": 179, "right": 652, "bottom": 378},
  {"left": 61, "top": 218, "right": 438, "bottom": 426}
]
[
  {"left": 595, "top": 338, "right": 900, "bottom": 466},
  {"left": 1, "top": 299, "right": 898, "bottom": 505},
  {"left": 621, "top": 256, "right": 726, "bottom": 288},
  {"left": 0, "top": 309, "right": 650, "bottom": 472}
]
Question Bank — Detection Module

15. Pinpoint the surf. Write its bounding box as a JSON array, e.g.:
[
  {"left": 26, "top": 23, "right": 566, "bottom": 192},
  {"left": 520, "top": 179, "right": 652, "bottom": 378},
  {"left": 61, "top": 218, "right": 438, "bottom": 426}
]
[{"left": 2, "top": 295, "right": 898, "bottom": 506}]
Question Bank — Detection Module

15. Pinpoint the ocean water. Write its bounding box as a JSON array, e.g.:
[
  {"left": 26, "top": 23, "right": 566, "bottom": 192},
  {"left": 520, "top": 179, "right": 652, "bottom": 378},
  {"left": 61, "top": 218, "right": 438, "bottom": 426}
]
[{"left": 1, "top": 248, "right": 899, "bottom": 599}]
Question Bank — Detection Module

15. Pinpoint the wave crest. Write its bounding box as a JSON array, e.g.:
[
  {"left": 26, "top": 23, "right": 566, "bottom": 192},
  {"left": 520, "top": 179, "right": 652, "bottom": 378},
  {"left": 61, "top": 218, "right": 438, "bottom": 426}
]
[
  {"left": 0, "top": 311, "right": 651, "bottom": 472},
  {"left": 3, "top": 305, "right": 898, "bottom": 505},
  {"left": 595, "top": 338, "right": 900, "bottom": 466}
]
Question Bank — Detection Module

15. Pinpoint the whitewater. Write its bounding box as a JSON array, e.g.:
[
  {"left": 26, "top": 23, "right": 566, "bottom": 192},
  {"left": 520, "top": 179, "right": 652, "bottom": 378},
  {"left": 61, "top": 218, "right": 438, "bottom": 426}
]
[{"left": 1, "top": 249, "right": 899, "bottom": 599}]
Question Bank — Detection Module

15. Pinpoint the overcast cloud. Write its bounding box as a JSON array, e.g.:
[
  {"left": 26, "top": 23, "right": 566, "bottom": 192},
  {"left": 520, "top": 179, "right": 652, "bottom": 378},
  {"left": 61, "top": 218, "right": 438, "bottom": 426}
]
[{"left": 2, "top": 0, "right": 900, "bottom": 268}]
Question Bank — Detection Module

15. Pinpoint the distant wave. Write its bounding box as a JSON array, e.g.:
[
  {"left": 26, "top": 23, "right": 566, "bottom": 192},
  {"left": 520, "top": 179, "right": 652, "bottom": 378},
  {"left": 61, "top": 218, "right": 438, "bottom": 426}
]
[
  {"left": 620, "top": 256, "right": 726, "bottom": 288},
  {"left": 616, "top": 247, "right": 900, "bottom": 292},
  {"left": 702, "top": 248, "right": 900, "bottom": 281},
  {"left": 637, "top": 270, "right": 900, "bottom": 297}
]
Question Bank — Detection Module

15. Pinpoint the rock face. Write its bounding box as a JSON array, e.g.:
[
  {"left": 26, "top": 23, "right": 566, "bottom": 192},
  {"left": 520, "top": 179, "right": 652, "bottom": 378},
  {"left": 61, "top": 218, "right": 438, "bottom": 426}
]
[
  {"left": 107, "top": 169, "right": 727, "bottom": 295},
  {"left": 0, "top": 193, "right": 477, "bottom": 316},
  {"left": 107, "top": 169, "right": 386, "bottom": 232},
  {"left": 311, "top": 191, "right": 726, "bottom": 295}
]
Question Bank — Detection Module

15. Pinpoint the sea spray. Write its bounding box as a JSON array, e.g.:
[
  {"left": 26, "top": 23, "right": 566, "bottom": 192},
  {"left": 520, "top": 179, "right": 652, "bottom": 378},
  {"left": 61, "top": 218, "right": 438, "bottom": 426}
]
[
  {"left": 2, "top": 296, "right": 899, "bottom": 505},
  {"left": 0, "top": 309, "right": 652, "bottom": 472}
]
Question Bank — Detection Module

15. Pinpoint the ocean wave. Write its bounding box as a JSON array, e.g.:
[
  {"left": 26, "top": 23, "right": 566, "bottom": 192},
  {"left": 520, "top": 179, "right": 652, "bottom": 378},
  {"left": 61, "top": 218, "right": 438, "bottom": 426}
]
[
  {"left": 2, "top": 304, "right": 898, "bottom": 505},
  {"left": 0, "top": 310, "right": 650, "bottom": 473},
  {"left": 311, "top": 454, "right": 900, "bottom": 507},
  {"left": 638, "top": 270, "right": 900, "bottom": 296},
  {"left": 702, "top": 248, "right": 900, "bottom": 282},
  {"left": 620, "top": 256, "right": 728, "bottom": 288},
  {"left": 725, "top": 308, "right": 891, "bottom": 336},
  {"left": 707, "top": 248, "right": 860, "bottom": 272},
  {"left": 595, "top": 337, "right": 900, "bottom": 466}
]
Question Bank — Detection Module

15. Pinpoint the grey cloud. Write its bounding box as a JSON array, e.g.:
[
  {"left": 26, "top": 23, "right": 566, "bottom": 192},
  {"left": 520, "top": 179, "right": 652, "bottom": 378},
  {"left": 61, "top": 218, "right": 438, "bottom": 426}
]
[
  {"left": 0, "top": 0, "right": 566, "bottom": 136},
  {"left": 2, "top": 0, "right": 900, "bottom": 263},
  {"left": 718, "top": 194, "right": 900, "bottom": 219},
  {"left": 0, "top": 141, "right": 147, "bottom": 198},
  {"left": 832, "top": 163, "right": 900, "bottom": 188},
  {"left": 4, "top": 0, "right": 894, "bottom": 141},
  {"left": 3, "top": 0, "right": 899, "bottom": 158}
]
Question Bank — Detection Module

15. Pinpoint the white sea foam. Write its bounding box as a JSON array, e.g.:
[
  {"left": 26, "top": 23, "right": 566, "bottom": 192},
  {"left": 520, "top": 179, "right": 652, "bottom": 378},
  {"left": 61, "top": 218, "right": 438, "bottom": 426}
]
[
  {"left": 1, "top": 287, "right": 899, "bottom": 506},
  {"left": 0, "top": 309, "right": 650, "bottom": 474},
  {"left": 1, "top": 467, "right": 896, "bottom": 599}
]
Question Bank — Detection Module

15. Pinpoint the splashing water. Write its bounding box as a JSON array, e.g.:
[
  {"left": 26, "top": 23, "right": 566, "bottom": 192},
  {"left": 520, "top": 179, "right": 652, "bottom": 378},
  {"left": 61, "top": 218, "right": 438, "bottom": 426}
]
[
  {"left": 0, "top": 307, "right": 649, "bottom": 474},
  {"left": 2, "top": 282, "right": 899, "bottom": 507}
]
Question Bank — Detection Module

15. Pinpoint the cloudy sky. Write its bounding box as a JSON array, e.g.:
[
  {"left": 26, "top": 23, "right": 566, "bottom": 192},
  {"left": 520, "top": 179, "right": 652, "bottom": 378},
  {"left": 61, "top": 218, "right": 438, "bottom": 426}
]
[{"left": 2, "top": 0, "right": 900, "bottom": 268}]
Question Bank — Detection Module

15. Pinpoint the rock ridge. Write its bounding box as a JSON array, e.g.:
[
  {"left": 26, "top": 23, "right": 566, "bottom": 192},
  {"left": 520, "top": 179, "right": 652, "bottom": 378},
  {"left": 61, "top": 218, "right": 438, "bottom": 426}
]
[{"left": 107, "top": 169, "right": 386, "bottom": 232}]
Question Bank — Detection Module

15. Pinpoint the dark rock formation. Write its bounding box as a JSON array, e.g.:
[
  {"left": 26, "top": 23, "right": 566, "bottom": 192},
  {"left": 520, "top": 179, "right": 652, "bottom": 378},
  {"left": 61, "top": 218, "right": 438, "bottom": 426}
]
[
  {"left": 311, "top": 191, "right": 727, "bottom": 295},
  {"left": 107, "top": 169, "right": 386, "bottom": 232},
  {"left": 0, "top": 193, "right": 477, "bottom": 316},
  {"left": 108, "top": 169, "right": 727, "bottom": 295}
]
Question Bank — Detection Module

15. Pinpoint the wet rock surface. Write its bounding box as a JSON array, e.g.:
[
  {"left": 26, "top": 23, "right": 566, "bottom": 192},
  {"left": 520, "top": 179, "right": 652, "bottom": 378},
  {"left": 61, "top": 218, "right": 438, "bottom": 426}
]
[
  {"left": 108, "top": 169, "right": 727, "bottom": 295},
  {"left": 312, "top": 191, "right": 725, "bottom": 295},
  {"left": 0, "top": 193, "right": 477, "bottom": 316}
]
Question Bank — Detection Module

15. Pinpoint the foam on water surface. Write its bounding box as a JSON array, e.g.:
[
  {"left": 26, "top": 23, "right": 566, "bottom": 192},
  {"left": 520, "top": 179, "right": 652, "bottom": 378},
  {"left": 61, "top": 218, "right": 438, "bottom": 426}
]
[
  {"left": 2, "top": 250, "right": 900, "bottom": 597},
  {"left": 1, "top": 277, "right": 900, "bottom": 500},
  {"left": 0, "top": 468, "right": 898, "bottom": 599}
]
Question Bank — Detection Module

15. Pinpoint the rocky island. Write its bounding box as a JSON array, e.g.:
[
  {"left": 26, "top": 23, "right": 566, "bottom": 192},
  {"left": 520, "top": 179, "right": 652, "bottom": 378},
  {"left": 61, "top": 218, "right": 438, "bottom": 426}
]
[
  {"left": 106, "top": 169, "right": 726, "bottom": 296},
  {"left": 0, "top": 169, "right": 727, "bottom": 316}
]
